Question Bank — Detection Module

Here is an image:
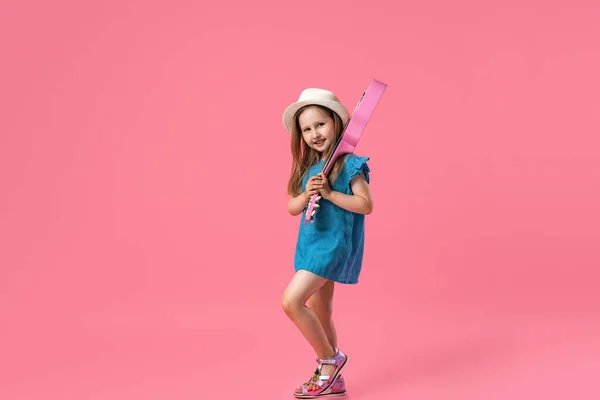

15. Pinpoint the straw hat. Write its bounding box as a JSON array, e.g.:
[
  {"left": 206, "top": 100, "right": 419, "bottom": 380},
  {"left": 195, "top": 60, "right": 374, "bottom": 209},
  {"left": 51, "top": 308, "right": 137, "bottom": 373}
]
[{"left": 282, "top": 88, "right": 349, "bottom": 132}]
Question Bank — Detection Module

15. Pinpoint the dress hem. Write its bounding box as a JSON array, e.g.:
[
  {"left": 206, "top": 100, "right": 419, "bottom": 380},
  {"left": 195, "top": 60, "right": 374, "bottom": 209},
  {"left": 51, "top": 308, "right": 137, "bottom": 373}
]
[{"left": 294, "top": 267, "right": 359, "bottom": 285}]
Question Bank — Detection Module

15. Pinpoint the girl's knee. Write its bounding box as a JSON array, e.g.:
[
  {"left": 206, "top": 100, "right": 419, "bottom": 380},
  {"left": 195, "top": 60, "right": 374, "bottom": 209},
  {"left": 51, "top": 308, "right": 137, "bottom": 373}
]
[{"left": 281, "top": 292, "right": 303, "bottom": 316}]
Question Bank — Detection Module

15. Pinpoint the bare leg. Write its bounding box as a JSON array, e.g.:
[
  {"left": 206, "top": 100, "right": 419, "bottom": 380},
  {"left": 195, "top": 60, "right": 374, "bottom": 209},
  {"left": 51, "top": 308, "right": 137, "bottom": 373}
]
[
  {"left": 284, "top": 271, "right": 337, "bottom": 393},
  {"left": 296, "top": 279, "right": 339, "bottom": 392},
  {"left": 309, "top": 279, "right": 337, "bottom": 348},
  {"left": 282, "top": 271, "right": 338, "bottom": 394},
  {"left": 281, "top": 270, "right": 336, "bottom": 359}
]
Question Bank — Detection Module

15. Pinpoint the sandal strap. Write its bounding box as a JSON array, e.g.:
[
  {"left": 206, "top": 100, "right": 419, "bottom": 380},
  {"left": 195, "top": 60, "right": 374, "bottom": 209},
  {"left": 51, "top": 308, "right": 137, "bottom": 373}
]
[
  {"left": 317, "top": 358, "right": 337, "bottom": 365},
  {"left": 313, "top": 380, "right": 327, "bottom": 388},
  {"left": 299, "top": 374, "right": 331, "bottom": 391},
  {"left": 316, "top": 348, "right": 340, "bottom": 364},
  {"left": 301, "top": 369, "right": 320, "bottom": 386},
  {"left": 302, "top": 380, "right": 327, "bottom": 394}
]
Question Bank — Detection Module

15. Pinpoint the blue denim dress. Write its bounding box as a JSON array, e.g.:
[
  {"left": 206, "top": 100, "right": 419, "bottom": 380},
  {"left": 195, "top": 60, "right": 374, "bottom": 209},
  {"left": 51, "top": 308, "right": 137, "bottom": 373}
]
[{"left": 294, "top": 154, "right": 371, "bottom": 284}]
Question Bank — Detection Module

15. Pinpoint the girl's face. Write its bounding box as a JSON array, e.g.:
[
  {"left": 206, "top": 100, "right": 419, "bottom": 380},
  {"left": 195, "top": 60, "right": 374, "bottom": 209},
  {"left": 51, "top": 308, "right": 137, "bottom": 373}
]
[{"left": 298, "top": 107, "right": 337, "bottom": 157}]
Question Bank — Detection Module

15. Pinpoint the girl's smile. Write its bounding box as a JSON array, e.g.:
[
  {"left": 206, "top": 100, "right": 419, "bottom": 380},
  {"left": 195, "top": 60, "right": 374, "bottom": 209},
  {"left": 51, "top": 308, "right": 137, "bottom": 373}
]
[{"left": 314, "top": 137, "right": 326, "bottom": 147}]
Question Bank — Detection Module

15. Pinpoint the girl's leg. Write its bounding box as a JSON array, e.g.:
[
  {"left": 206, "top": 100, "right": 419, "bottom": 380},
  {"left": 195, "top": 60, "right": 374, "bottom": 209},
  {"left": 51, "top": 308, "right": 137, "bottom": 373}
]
[
  {"left": 308, "top": 279, "right": 337, "bottom": 348},
  {"left": 298, "top": 279, "right": 338, "bottom": 391},
  {"left": 282, "top": 271, "right": 340, "bottom": 393},
  {"left": 281, "top": 270, "right": 336, "bottom": 359}
]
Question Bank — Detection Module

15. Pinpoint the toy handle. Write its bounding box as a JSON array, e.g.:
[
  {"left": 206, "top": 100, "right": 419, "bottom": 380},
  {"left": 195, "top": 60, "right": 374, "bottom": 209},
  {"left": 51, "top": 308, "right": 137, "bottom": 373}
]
[{"left": 304, "top": 193, "right": 319, "bottom": 222}]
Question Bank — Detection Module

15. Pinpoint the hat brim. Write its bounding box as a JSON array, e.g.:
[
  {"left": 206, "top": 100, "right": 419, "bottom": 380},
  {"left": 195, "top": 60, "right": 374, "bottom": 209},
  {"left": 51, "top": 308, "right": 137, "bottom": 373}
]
[{"left": 282, "top": 100, "right": 349, "bottom": 133}]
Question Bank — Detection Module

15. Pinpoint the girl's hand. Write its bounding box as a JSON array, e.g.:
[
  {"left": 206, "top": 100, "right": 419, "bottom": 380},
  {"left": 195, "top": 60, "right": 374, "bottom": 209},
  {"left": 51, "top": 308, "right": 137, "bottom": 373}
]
[
  {"left": 316, "top": 173, "right": 332, "bottom": 199},
  {"left": 304, "top": 175, "right": 322, "bottom": 199}
]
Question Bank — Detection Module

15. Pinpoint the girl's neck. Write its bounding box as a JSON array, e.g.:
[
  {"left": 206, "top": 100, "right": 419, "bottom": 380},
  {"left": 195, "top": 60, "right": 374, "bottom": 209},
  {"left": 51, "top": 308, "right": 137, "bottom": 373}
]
[{"left": 320, "top": 149, "right": 331, "bottom": 162}]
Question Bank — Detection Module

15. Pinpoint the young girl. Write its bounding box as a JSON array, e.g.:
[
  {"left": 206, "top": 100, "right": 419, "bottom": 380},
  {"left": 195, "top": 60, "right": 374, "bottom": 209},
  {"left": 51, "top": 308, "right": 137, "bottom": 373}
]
[{"left": 281, "top": 88, "right": 373, "bottom": 398}]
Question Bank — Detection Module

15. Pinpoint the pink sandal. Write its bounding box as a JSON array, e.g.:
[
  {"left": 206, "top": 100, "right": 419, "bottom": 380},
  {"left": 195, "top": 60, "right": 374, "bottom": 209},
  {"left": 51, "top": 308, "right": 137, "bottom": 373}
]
[{"left": 293, "top": 348, "right": 349, "bottom": 398}]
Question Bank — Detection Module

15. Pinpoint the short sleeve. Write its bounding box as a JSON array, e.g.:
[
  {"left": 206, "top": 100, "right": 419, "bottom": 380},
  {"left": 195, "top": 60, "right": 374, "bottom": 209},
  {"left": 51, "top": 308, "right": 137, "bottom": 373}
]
[{"left": 346, "top": 154, "right": 370, "bottom": 186}]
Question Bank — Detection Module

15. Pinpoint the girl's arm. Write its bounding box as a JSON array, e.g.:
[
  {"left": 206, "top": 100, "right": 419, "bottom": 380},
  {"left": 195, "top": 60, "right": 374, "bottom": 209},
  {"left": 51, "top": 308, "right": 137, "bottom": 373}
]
[
  {"left": 287, "top": 191, "right": 310, "bottom": 216},
  {"left": 321, "top": 172, "right": 373, "bottom": 215}
]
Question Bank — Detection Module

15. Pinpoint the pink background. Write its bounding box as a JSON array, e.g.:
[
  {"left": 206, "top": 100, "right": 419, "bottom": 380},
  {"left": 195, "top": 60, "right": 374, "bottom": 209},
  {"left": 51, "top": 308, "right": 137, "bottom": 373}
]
[{"left": 1, "top": 1, "right": 599, "bottom": 399}]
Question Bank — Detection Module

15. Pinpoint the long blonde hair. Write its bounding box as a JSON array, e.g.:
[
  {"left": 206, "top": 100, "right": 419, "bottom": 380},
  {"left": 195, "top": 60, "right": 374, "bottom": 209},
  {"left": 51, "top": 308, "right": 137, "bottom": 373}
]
[{"left": 287, "top": 105, "right": 347, "bottom": 196}]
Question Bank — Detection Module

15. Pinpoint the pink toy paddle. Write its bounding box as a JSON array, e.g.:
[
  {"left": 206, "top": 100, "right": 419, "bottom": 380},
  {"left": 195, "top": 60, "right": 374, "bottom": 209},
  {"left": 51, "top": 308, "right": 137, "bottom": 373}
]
[{"left": 304, "top": 79, "right": 387, "bottom": 224}]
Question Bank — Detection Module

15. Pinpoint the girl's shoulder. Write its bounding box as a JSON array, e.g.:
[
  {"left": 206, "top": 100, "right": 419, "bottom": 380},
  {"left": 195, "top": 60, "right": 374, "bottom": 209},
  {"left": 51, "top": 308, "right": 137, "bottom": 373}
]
[
  {"left": 341, "top": 153, "right": 371, "bottom": 184},
  {"left": 343, "top": 153, "right": 370, "bottom": 165}
]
